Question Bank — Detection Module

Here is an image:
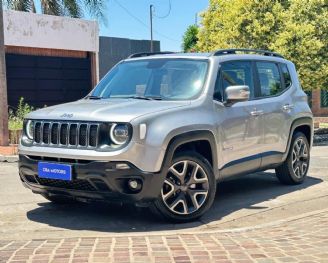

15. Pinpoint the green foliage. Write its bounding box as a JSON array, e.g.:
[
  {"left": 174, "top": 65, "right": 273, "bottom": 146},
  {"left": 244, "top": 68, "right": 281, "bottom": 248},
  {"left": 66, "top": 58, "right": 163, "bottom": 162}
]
[
  {"left": 4, "top": 0, "right": 106, "bottom": 21},
  {"left": 197, "top": 0, "right": 328, "bottom": 91},
  {"left": 320, "top": 122, "right": 328, "bottom": 128},
  {"left": 8, "top": 97, "right": 34, "bottom": 130},
  {"left": 182, "top": 25, "right": 199, "bottom": 52},
  {"left": 271, "top": 0, "right": 328, "bottom": 91}
]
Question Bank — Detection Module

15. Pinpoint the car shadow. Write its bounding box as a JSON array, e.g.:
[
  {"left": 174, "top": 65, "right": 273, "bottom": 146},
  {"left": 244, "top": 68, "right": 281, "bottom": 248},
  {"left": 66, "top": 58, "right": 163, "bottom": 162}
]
[{"left": 26, "top": 171, "right": 322, "bottom": 233}]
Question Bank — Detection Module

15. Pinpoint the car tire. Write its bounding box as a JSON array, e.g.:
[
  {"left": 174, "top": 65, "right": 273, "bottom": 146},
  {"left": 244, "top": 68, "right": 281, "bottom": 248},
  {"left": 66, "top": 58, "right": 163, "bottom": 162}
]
[
  {"left": 153, "top": 151, "right": 216, "bottom": 222},
  {"left": 41, "top": 194, "right": 76, "bottom": 204},
  {"left": 275, "top": 132, "right": 310, "bottom": 185}
]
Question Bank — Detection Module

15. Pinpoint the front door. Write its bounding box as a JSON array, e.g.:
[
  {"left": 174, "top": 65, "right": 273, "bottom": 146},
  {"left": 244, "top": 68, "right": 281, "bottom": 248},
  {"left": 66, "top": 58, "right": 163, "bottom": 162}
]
[{"left": 214, "top": 60, "right": 262, "bottom": 178}]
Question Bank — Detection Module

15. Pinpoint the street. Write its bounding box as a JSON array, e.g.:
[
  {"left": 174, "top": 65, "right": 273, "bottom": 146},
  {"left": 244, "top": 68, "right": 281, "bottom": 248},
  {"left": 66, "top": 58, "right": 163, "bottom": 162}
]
[{"left": 0, "top": 146, "right": 327, "bottom": 262}]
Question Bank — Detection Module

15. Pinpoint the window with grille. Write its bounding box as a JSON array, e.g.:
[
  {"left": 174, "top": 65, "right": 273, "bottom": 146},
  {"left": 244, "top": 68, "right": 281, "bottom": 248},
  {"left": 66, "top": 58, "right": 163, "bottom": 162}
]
[
  {"left": 321, "top": 90, "right": 328, "bottom": 108},
  {"left": 305, "top": 90, "right": 312, "bottom": 108}
]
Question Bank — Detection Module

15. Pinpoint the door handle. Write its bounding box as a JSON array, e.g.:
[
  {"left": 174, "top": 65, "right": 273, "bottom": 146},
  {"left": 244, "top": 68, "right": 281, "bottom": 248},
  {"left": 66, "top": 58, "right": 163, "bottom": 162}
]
[
  {"left": 250, "top": 110, "right": 264, "bottom": 116},
  {"left": 282, "top": 104, "right": 294, "bottom": 111}
]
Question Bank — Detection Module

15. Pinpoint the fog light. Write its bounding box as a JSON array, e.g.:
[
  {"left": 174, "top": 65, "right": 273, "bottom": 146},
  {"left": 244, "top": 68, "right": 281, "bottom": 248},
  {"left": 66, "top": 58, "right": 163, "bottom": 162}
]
[
  {"left": 128, "top": 179, "right": 142, "bottom": 191},
  {"left": 115, "top": 163, "right": 130, "bottom": 170}
]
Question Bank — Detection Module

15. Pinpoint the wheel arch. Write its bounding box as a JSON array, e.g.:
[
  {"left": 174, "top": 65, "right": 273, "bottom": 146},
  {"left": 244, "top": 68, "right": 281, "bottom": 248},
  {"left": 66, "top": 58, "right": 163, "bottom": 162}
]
[
  {"left": 160, "top": 130, "right": 219, "bottom": 180},
  {"left": 282, "top": 117, "right": 313, "bottom": 162}
]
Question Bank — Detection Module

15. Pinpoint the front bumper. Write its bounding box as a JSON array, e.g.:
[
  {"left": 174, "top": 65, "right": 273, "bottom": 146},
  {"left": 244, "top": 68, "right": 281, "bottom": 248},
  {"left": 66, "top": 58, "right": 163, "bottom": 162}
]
[
  {"left": 18, "top": 155, "right": 165, "bottom": 205},
  {"left": 18, "top": 142, "right": 166, "bottom": 173}
]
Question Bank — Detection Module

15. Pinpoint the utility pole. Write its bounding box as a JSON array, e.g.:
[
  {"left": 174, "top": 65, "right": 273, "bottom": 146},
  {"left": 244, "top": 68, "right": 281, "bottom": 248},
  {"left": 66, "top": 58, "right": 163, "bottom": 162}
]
[
  {"left": 195, "top": 13, "right": 198, "bottom": 26},
  {"left": 150, "top": 4, "right": 154, "bottom": 52},
  {"left": 0, "top": 0, "right": 9, "bottom": 146}
]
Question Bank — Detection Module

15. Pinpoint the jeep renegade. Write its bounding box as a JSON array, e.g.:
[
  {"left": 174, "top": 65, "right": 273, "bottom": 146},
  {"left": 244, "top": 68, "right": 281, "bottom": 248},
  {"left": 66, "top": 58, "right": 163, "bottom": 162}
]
[{"left": 19, "top": 49, "right": 313, "bottom": 222}]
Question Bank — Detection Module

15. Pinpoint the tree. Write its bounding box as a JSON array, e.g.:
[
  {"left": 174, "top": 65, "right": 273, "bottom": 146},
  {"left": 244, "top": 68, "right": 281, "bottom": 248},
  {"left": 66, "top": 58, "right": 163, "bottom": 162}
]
[
  {"left": 271, "top": 0, "right": 328, "bottom": 91},
  {"left": 0, "top": 0, "right": 9, "bottom": 146},
  {"left": 182, "top": 25, "right": 199, "bottom": 52},
  {"left": 3, "top": 0, "right": 106, "bottom": 21},
  {"left": 197, "top": 0, "right": 286, "bottom": 50},
  {"left": 197, "top": 0, "right": 328, "bottom": 91}
]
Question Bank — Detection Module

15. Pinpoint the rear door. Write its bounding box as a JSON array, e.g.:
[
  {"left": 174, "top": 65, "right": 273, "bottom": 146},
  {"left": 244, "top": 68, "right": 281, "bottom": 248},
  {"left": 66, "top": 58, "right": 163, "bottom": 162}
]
[{"left": 252, "top": 61, "right": 294, "bottom": 167}]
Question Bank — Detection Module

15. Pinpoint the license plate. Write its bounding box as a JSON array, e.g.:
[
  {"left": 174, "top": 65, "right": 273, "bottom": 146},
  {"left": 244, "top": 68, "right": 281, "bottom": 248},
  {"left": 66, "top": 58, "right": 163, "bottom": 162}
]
[{"left": 38, "top": 162, "right": 72, "bottom": 181}]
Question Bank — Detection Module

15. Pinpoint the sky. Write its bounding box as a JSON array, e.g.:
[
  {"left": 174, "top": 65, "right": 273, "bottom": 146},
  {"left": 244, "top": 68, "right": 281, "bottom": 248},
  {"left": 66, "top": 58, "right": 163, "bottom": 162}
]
[
  {"left": 31, "top": 0, "right": 209, "bottom": 51},
  {"left": 94, "top": 0, "right": 209, "bottom": 51}
]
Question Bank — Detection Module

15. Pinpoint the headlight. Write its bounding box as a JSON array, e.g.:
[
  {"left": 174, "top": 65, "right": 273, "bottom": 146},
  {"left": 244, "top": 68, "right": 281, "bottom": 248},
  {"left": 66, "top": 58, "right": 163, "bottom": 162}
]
[
  {"left": 25, "top": 120, "right": 34, "bottom": 140},
  {"left": 110, "top": 124, "right": 130, "bottom": 145}
]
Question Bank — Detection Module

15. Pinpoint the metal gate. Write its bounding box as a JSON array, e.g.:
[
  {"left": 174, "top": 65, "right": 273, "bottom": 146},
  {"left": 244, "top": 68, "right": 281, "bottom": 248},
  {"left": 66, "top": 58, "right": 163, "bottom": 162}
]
[
  {"left": 6, "top": 54, "right": 92, "bottom": 109},
  {"left": 321, "top": 90, "right": 328, "bottom": 108}
]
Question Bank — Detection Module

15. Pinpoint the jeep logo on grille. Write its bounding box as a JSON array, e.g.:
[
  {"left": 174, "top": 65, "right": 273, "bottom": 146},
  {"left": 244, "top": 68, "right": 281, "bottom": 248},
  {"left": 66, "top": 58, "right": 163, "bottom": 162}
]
[{"left": 60, "top": 113, "right": 73, "bottom": 118}]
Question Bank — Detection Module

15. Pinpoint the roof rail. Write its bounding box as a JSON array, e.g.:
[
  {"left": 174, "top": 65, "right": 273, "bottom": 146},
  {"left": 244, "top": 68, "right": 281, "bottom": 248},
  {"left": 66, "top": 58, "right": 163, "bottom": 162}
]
[
  {"left": 128, "top": 51, "right": 176, "bottom": 59},
  {"left": 212, "top": 48, "right": 284, "bottom": 58}
]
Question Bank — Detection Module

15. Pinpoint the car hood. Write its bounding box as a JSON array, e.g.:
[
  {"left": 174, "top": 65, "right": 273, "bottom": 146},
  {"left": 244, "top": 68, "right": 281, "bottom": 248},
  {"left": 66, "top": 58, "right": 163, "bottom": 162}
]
[{"left": 27, "top": 99, "right": 190, "bottom": 122}]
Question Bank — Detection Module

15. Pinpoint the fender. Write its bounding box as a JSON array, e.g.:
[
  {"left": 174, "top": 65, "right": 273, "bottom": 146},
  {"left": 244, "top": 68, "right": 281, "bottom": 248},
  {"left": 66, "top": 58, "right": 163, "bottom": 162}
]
[
  {"left": 282, "top": 116, "right": 313, "bottom": 162},
  {"left": 160, "top": 130, "right": 219, "bottom": 179}
]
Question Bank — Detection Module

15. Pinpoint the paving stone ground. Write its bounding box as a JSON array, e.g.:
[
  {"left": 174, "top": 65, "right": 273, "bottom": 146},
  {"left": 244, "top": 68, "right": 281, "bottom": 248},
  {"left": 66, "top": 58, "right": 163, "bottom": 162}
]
[
  {"left": 1, "top": 146, "right": 328, "bottom": 263},
  {"left": 1, "top": 210, "right": 328, "bottom": 263}
]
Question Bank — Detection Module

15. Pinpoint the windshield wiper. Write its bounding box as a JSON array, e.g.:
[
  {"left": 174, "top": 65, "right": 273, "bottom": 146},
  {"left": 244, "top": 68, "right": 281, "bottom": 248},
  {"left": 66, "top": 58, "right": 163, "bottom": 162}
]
[
  {"left": 130, "top": 95, "right": 163, "bottom": 101},
  {"left": 85, "top": 95, "right": 103, "bottom": 100}
]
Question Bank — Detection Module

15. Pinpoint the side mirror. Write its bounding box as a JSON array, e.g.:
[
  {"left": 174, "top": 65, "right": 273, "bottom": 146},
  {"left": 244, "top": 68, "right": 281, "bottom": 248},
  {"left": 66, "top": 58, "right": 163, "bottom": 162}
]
[{"left": 224, "top": 85, "right": 250, "bottom": 106}]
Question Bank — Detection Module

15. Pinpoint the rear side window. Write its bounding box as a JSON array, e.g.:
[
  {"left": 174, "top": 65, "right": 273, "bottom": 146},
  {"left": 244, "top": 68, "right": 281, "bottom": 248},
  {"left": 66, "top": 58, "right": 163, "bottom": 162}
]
[
  {"left": 280, "top": 64, "right": 292, "bottom": 88},
  {"left": 256, "top": 62, "right": 282, "bottom": 97},
  {"left": 220, "top": 61, "right": 254, "bottom": 99}
]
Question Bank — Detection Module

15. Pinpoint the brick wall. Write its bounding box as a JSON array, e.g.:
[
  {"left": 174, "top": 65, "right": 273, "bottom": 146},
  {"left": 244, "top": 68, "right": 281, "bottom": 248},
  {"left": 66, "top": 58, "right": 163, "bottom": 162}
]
[
  {"left": 6, "top": 46, "right": 88, "bottom": 58},
  {"left": 311, "top": 89, "right": 328, "bottom": 116}
]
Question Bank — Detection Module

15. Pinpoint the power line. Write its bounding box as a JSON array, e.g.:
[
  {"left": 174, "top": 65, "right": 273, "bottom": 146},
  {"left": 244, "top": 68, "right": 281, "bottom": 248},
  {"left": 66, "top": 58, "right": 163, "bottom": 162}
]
[
  {"left": 153, "top": 0, "right": 171, "bottom": 19},
  {"left": 112, "top": 0, "right": 177, "bottom": 42},
  {"left": 113, "top": 0, "right": 149, "bottom": 28}
]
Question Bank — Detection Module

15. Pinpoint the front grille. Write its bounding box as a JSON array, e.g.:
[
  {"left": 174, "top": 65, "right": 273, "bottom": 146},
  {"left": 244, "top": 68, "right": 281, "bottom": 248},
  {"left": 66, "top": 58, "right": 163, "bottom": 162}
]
[
  {"left": 32, "top": 121, "right": 100, "bottom": 148},
  {"left": 23, "top": 174, "right": 112, "bottom": 192},
  {"left": 43, "top": 123, "right": 50, "bottom": 144},
  {"left": 35, "top": 122, "right": 42, "bottom": 143},
  {"left": 79, "top": 124, "right": 87, "bottom": 146},
  {"left": 36, "top": 177, "right": 97, "bottom": 191},
  {"left": 51, "top": 123, "right": 59, "bottom": 144}
]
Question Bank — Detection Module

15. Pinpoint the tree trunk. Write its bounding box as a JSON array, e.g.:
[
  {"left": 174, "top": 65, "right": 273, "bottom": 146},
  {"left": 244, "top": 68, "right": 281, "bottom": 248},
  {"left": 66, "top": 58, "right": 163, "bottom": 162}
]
[{"left": 0, "top": 0, "right": 9, "bottom": 146}]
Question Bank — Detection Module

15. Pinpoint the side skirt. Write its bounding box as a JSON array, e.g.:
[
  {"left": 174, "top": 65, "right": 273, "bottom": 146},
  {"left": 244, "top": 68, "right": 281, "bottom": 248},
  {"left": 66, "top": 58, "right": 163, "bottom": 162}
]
[{"left": 218, "top": 151, "right": 284, "bottom": 181}]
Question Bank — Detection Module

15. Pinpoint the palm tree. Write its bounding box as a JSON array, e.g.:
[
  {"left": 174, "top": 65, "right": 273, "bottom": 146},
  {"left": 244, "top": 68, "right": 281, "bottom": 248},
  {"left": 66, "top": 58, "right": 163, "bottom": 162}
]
[{"left": 3, "top": 0, "right": 106, "bottom": 21}]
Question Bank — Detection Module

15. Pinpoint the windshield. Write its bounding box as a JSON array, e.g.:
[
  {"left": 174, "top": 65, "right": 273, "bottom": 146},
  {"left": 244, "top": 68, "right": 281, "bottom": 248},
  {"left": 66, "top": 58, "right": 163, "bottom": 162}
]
[{"left": 91, "top": 58, "right": 209, "bottom": 100}]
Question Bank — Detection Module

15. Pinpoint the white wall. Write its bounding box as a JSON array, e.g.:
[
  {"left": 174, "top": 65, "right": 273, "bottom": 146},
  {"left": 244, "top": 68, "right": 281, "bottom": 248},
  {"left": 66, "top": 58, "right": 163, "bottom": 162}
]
[{"left": 3, "top": 10, "right": 99, "bottom": 52}]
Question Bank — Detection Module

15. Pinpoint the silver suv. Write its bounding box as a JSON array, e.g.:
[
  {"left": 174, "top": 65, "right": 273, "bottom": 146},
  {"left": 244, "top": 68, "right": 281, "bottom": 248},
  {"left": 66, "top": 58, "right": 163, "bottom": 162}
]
[{"left": 19, "top": 49, "right": 313, "bottom": 222}]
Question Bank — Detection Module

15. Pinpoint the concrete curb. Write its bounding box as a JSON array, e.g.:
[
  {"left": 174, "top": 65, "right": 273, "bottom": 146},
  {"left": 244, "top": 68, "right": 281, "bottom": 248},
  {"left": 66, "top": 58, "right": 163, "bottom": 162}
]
[
  {"left": 11, "top": 207, "right": 326, "bottom": 241},
  {"left": 101, "top": 207, "right": 328, "bottom": 237},
  {"left": 0, "top": 155, "right": 18, "bottom": 163}
]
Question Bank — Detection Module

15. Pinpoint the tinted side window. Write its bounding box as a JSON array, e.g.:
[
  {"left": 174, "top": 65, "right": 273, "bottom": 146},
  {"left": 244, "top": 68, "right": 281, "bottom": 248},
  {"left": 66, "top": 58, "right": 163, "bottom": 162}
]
[
  {"left": 221, "top": 61, "right": 254, "bottom": 100},
  {"left": 256, "top": 62, "right": 282, "bottom": 97},
  {"left": 281, "top": 64, "right": 292, "bottom": 88}
]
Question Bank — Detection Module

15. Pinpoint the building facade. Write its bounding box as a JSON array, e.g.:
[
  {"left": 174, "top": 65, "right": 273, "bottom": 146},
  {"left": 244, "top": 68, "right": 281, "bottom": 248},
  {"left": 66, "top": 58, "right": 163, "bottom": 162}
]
[
  {"left": 99, "top": 36, "right": 160, "bottom": 79},
  {"left": 3, "top": 10, "right": 160, "bottom": 110},
  {"left": 3, "top": 10, "right": 99, "bottom": 109},
  {"left": 310, "top": 89, "right": 328, "bottom": 117}
]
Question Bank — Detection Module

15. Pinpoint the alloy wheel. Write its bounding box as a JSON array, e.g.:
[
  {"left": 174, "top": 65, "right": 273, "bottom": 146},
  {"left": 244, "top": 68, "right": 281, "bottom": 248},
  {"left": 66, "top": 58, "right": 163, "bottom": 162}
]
[
  {"left": 292, "top": 138, "right": 309, "bottom": 178},
  {"left": 161, "top": 160, "right": 209, "bottom": 215}
]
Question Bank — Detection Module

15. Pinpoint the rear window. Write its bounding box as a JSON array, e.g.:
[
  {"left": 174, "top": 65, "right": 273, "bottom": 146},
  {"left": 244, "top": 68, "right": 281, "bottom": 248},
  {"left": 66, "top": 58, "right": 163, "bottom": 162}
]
[{"left": 256, "top": 62, "right": 282, "bottom": 97}]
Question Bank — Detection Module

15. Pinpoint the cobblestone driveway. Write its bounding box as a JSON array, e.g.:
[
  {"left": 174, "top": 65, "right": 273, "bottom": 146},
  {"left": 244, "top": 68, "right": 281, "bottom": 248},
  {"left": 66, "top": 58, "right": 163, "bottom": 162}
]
[{"left": 1, "top": 210, "right": 328, "bottom": 263}]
